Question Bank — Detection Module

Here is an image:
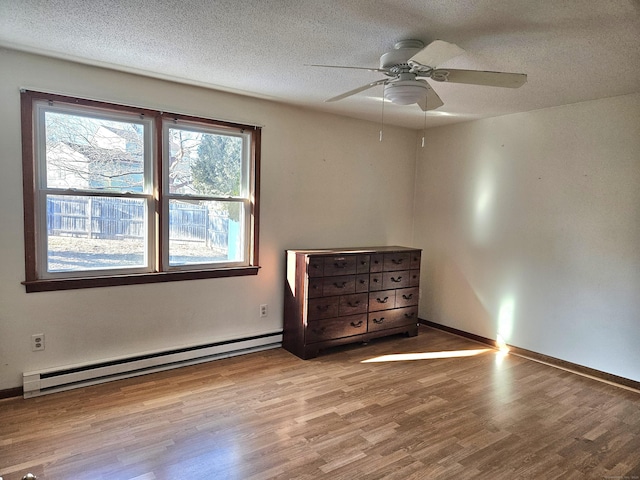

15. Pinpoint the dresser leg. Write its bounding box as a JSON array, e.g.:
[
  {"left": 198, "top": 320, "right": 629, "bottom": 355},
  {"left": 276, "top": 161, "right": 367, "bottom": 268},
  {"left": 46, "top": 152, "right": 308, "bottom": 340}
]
[
  {"left": 303, "top": 346, "right": 319, "bottom": 359},
  {"left": 407, "top": 325, "right": 419, "bottom": 337}
]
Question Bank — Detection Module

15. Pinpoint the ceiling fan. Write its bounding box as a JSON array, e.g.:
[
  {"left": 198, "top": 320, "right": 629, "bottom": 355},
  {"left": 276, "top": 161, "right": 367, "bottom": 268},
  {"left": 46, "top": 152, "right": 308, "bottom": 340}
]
[{"left": 310, "top": 39, "right": 527, "bottom": 111}]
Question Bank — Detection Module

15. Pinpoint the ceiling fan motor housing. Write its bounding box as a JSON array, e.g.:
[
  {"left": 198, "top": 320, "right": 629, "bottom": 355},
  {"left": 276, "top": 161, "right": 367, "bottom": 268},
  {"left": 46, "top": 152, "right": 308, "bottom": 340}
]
[{"left": 379, "top": 40, "right": 424, "bottom": 69}]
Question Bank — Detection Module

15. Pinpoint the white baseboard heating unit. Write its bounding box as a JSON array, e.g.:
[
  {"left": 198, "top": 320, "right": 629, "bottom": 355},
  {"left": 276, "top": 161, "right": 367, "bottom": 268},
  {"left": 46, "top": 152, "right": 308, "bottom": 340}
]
[{"left": 23, "top": 331, "right": 282, "bottom": 398}]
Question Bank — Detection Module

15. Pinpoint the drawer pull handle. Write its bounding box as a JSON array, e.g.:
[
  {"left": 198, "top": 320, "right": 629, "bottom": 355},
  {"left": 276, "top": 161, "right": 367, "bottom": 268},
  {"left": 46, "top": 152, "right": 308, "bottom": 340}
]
[
  {"left": 391, "top": 276, "right": 402, "bottom": 283},
  {"left": 402, "top": 294, "right": 413, "bottom": 300},
  {"left": 376, "top": 296, "right": 389, "bottom": 303},
  {"left": 404, "top": 312, "right": 415, "bottom": 319},
  {"left": 347, "top": 300, "right": 360, "bottom": 307},
  {"left": 317, "top": 305, "right": 330, "bottom": 312},
  {"left": 334, "top": 262, "right": 347, "bottom": 268},
  {"left": 333, "top": 281, "right": 347, "bottom": 288},
  {"left": 373, "top": 317, "right": 385, "bottom": 324},
  {"left": 350, "top": 320, "right": 363, "bottom": 328},
  {"left": 359, "top": 279, "right": 366, "bottom": 284},
  {"left": 391, "top": 258, "right": 404, "bottom": 265},
  {"left": 372, "top": 278, "right": 379, "bottom": 283},
  {"left": 312, "top": 326, "right": 327, "bottom": 334},
  {"left": 312, "top": 264, "right": 321, "bottom": 269}
]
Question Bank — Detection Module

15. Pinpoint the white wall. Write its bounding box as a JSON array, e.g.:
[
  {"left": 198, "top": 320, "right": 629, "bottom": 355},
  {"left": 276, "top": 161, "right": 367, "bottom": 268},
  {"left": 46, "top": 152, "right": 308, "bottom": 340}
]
[
  {"left": 3, "top": 48, "right": 638, "bottom": 391},
  {"left": 0, "top": 48, "right": 418, "bottom": 390},
  {"left": 413, "top": 93, "right": 640, "bottom": 382}
]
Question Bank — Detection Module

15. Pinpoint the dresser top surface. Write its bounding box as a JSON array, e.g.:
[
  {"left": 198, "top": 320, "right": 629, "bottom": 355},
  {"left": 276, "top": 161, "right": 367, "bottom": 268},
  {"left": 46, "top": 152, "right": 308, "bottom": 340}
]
[{"left": 286, "top": 246, "right": 421, "bottom": 255}]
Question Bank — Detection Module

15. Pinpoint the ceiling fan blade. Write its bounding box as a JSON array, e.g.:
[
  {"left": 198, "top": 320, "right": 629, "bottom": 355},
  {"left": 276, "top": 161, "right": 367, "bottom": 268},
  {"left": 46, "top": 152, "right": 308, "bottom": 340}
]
[
  {"left": 417, "top": 86, "right": 444, "bottom": 111},
  {"left": 432, "top": 69, "right": 527, "bottom": 88},
  {"left": 307, "top": 64, "right": 388, "bottom": 73},
  {"left": 408, "top": 40, "right": 465, "bottom": 68},
  {"left": 325, "top": 79, "right": 388, "bottom": 102}
]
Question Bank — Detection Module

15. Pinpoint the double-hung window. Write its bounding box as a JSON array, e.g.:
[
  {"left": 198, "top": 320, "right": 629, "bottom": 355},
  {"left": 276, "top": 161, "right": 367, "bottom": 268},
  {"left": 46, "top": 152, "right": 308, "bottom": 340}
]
[{"left": 21, "top": 90, "right": 260, "bottom": 292}]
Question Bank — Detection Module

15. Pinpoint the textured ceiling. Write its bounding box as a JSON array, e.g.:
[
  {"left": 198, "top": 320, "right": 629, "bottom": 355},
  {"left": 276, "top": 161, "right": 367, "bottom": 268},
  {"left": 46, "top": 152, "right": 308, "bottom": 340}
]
[{"left": 1, "top": 0, "right": 639, "bottom": 129}]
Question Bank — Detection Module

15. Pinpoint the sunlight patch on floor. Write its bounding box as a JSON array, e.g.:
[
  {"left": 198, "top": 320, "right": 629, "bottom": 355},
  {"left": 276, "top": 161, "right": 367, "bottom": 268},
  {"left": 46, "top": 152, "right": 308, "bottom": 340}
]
[{"left": 361, "top": 348, "right": 493, "bottom": 363}]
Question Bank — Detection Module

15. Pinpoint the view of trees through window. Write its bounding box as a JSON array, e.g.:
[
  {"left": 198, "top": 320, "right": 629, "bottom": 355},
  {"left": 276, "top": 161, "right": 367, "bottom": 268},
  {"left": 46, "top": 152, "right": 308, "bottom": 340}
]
[
  {"left": 45, "top": 112, "right": 145, "bottom": 192},
  {"left": 44, "top": 110, "right": 246, "bottom": 272},
  {"left": 165, "top": 126, "right": 245, "bottom": 266}
]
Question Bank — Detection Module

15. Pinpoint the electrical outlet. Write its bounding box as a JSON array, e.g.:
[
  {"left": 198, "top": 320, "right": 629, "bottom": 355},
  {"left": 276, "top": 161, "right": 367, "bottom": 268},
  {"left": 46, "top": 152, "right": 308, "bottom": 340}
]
[
  {"left": 32, "top": 333, "right": 45, "bottom": 351},
  {"left": 260, "top": 304, "right": 268, "bottom": 318}
]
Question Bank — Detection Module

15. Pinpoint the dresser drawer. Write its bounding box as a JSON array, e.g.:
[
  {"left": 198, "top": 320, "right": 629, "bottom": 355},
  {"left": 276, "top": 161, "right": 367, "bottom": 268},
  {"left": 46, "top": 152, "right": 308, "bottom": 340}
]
[
  {"left": 355, "top": 274, "right": 370, "bottom": 292},
  {"left": 339, "top": 293, "right": 368, "bottom": 316},
  {"left": 322, "top": 275, "right": 356, "bottom": 296},
  {"left": 307, "top": 314, "right": 367, "bottom": 343},
  {"left": 409, "top": 269, "right": 420, "bottom": 287},
  {"left": 368, "top": 289, "right": 396, "bottom": 311},
  {"left": 356, "top": 254, "right": 371, "bottom": 273},
  {"left": 368, "top": 307, "right": 418, "bottom": 332},
  {"left": 382, "top": 270, "right": 410, "bottom": 289},
  {"left": 324, "top": 255, "right": 357, "bottom": 276},
  {"left": 369, "top": 273, "right": 383, "bottom": 291},
  {"left": 308, "top": 297, "right": 338, "bottom": 320},
  {"left": 396, "top": 287, "right": 419, "bottom": 307},
  {"left": 393, "top": 306, "right": 419, "bottom": 325},
  {"left": 410, "top": 251, "right": 421, "bottom": 269},
  {"left": 370, "top": 253, "right": 384, "bottom": 273},
  {"left": 308, "top": 277, "right": 323, "bottom": 298},
  {"left": 367, "top": 311, "right": 391, "bottom": 332},
  {"left": 308, "top": 256, "right": 324, "bottom": 277},
  {"left": 383, "top": 252, "right": 410, "bottom": 271}
]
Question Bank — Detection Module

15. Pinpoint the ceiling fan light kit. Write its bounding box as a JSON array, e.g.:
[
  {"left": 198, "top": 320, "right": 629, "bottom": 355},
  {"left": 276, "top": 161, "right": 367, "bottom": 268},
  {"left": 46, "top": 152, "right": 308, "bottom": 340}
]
[
  {"left": 312, "top": 38, "right": 527, "bottom": 111},
  {"left": 384, "top": 79, "right": 429, "bottom": 105}
]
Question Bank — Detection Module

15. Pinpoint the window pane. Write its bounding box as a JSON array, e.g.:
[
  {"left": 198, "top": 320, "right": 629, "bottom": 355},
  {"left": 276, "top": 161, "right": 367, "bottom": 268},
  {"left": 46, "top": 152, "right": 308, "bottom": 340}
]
[
  {"left": 46, "top": 195, "right": 147, "bottom": 272},
  {"left": 45, "top": 112, "right": 144, "bottom": 192},
  {"left": 167, "top": 127, "right": 242, "bottom": 196},
  {"left": 169, "top": 199, "right": 244, "bottom": 266}
]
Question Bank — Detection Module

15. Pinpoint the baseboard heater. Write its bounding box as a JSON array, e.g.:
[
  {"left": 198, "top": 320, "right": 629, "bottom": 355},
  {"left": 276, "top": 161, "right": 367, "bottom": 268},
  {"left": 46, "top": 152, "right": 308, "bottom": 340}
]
[{"left": 23, "top": 331, "right": 283, "bottom": 398}]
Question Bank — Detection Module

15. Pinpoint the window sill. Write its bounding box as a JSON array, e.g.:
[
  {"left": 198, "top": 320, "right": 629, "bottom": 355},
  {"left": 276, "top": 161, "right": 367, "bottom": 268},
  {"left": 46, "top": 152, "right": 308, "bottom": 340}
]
[{"left": 23, "top": 266, "right": 260, "bottom": 293}]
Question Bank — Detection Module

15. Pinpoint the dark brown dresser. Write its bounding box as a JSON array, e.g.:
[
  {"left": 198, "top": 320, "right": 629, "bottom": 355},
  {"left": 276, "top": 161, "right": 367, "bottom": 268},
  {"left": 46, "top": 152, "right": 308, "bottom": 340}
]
[{"left": 283, "top": 246, "right": 421, "bottom": 359}]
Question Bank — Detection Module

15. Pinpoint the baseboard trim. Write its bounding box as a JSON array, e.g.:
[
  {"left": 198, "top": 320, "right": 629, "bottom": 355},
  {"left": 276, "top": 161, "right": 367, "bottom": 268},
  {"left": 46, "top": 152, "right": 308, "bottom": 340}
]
[
  {"left": 0, "top": 387, "right": 23, "bottom": 400},
  {"left": 419, "top": 319, "right": 640, "bottom": 393}
]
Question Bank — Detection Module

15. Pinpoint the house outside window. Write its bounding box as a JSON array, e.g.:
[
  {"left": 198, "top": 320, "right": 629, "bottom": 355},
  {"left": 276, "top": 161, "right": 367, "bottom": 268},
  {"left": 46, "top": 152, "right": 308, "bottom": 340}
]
[{"left": 21, "top": 90, "right": 260, "bottom": 292}]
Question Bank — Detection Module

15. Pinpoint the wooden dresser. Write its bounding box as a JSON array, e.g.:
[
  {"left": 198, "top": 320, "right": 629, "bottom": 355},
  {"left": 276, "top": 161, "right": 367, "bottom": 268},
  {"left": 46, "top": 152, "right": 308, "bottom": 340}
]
[{"left": 283, "top": 246, "right": 421, "bottom": 359}]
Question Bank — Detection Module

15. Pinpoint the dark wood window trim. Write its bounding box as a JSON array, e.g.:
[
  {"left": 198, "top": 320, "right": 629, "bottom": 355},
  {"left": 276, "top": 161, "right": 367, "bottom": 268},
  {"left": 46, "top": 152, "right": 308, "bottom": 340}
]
[
  {"left": 20, "top": 90, "right": 261, "bottom": 292},
  {"left": 22, "top": 267, "right": 261, "bottom": 293}
]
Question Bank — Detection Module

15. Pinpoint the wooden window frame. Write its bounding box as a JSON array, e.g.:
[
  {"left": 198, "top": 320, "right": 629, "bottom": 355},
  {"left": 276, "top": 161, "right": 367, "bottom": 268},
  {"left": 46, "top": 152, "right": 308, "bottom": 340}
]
[{"left": 21, "top": 90, "right": 260, "bottom": 293}]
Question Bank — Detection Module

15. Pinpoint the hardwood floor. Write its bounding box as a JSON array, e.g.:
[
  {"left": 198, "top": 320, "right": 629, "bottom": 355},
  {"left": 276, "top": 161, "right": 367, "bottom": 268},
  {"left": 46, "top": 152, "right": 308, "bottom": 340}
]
[{"left": 1, "top": 326, "right": 639, "bottom": 480}]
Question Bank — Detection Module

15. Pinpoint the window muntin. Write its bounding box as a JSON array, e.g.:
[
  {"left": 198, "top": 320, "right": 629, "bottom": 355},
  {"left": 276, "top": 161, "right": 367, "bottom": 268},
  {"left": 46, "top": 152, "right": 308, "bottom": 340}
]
[{"left": 22, "top": 91, "right": 260, "bottom": 291}]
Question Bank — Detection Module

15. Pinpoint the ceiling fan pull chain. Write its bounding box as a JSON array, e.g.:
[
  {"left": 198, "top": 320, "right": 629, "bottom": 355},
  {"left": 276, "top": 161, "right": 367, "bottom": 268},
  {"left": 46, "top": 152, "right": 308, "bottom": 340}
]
[
  {"left": 379, "top": 91, "right": 385, "bottom": 142},
  {"left": 421, "top": 98, "right": 427, "bottom": 147}
]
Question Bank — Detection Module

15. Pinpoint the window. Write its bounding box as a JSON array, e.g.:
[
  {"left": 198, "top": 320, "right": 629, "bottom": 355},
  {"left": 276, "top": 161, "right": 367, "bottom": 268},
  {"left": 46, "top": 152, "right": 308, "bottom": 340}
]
[{"left": 21, "top": 90, "right": 260, "bottom": 292}]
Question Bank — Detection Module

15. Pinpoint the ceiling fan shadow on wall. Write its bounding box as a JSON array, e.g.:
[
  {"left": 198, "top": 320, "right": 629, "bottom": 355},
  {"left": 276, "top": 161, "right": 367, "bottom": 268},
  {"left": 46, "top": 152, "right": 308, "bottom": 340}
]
[{"left": 310, "top": 39, "right": 527, "bottom": 111}]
